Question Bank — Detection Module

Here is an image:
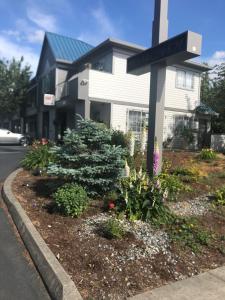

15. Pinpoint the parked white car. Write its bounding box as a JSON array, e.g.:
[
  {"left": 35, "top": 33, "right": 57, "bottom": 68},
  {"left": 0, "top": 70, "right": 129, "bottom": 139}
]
[{"left": 0, "top": 129, "right": 27, "bottom": 145}]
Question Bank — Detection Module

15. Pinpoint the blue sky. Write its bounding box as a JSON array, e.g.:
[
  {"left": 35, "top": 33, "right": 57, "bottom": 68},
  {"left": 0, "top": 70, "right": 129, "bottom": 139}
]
[{"left": 0, "top": 0, "right": 224, "bottom": 75}]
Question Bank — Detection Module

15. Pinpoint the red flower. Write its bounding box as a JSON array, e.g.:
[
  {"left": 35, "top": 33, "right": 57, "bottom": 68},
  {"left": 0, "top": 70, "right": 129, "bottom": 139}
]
[
  {"left": 41, "top": 138, "right": 48, "bottom": 145},
  {"left": 108, "top": 202, "right": 115, "bottom": 209}
]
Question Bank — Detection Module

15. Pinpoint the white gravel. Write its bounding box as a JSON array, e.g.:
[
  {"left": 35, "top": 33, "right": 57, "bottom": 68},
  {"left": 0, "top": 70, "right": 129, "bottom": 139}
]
[
  {"left": 168, "top": 194, "right": 212, "bottom": 217},
  {"left": 82, "top": 213, "right": 169, "bottom": 260}
]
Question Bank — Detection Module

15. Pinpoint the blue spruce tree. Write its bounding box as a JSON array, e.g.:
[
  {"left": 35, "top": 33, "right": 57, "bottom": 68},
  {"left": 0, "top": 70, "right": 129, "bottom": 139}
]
[{"left": 48, "top": 118, "right": 125, "bottom": 197}]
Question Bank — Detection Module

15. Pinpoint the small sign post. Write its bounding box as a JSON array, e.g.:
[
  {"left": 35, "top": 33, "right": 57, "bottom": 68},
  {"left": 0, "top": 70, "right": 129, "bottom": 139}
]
[
  {"left": 44, "top": 94, "right": 55, "bottom": 106},
  {"left": 127, "top": 0, "right": 202, "bottom": 176}
]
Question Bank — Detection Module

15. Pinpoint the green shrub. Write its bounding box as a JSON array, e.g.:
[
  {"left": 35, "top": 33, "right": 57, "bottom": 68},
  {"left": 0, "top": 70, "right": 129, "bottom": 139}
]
[
  {"left": 48, "top": 118, "right": 125, "bottom": 197},
  {"left": 174, "top": 124, "right": 194, "bottom": 144},
  {"left": 172, "top": 166, "right": 200, "bottom": 183},
  {"left": 159, "top": 173, "right": 190, "bottom": 201},
  {"left": 217, "top": 172, "right": 225, "bottom": 179},
  {"left": 111, "top": 130, "right": 130, "bottom": 149},
  {"left": 168, "top": 217, "right": 212, "bottom": 252},
  {"left": 199, "top": 148, "right": 217, "bottom": 160},
  {"left": 101, "top": 218, "right": 126, "bottom": 239},
  {"left": 53, "top": 183, "right": 89, "bottom": 217},
  {"left": 22, "top": 142, "right": 55, "bottom": 172},
  {"left": 214, "top": 186, "right": 225, "bottom": 206}
]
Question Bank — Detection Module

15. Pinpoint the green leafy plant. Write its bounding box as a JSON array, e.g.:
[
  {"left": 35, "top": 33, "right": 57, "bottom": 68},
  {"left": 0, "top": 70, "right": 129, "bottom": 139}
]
[
  {"left": 159, "top": 173, "right": 191, "bottom": 201},
  {"left": 48, "top": 118, "right": 125, "bottom": 197},
  {"left": 117, "top": 170, "right": 174, "bottom": 225},
  {"left": 111, "top": 130, "right": 130, "bottom": 149},
  {"left": 172, "top": 166, "right": 201, "bottom": 183},
  {"left": 101, "top": 218, "right": 126, "bottom": 239},
  {"left": 217, "top": 172, "right": 225, "bottom": 179},
  {"left": 22, "top": 141, "right": 55, "bottom": 172},
  {"left": 168, "top": 217, "right": 212, "bottom": 252},
  {"left": 53, "top": 183, "right": 89, "bottom": 217},
  {"left": 214, "top": 186, "right": 225, "bottom": 206},
  {"left": 174, "top": 124, "right": 195, "bottom": 144},
  {"left": 117, "top": 170, "right": 149, "bottom": 220},
  {"left": 199, "top": 148, "right": 217, "bottom": 160}
]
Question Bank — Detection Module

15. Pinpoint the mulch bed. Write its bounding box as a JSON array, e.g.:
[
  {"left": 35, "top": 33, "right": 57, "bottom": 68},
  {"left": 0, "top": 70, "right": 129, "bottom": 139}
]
[{"left": 12, "top": 151, "right": 225, "bottom": 300}]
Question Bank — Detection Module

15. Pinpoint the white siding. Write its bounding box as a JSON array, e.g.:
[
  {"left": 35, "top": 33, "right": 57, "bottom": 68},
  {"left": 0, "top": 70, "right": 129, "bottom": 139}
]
[
  {"left": 163, "top": 110, "right": 195, "bottom": 141},
  {"left": 56, "top": 68, "right": 68, "bottom": 85},
  {"left": 89, "top": 53, "right": 201, "bottom": 112},
  {"left": 111, "top": 104, "right": 197, "bottom": 145},
  {"left": 89, "top": 52, "right": 150, "bottom": 105},
  {"left": 111, "top": 103, "right": 148, "bottom": 132},
  {"left": 165, "top": 66, "right": 201, "bottom": 110}
]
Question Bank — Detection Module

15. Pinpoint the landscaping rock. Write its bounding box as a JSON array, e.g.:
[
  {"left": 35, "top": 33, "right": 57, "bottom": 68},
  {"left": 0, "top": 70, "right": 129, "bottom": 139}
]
[
  {"left": 168, "top": 194, "right": 212, "bottom": 217},
  {"left": 83, "top": 214, "right": 169, "bottom": 260}
]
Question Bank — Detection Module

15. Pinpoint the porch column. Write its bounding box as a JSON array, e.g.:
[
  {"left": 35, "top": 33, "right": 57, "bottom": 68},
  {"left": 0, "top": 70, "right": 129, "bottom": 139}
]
[
  {"left": 49, "top": 109, "right": 56, "bottom": 140},
  {"left": 85, "top": 99, "right": 91, "bottom": 120},
  {"left": 37, "top": 111, "right": 43, "bottom": 139}
]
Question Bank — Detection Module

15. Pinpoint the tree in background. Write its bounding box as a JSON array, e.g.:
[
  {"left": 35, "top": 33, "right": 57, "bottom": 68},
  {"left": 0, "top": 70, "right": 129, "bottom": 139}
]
[
  {"left": 0, "top": 57, "right": 31, "bottom": 118},
  {"left": 201, "top": 62, "right": 225, "bottom": 133},
  {"left": 201, "top": 65, "right": 212, "bottom": 104},
  {"left": 210, "top": 63, "right": 225, "bottom": 133}
]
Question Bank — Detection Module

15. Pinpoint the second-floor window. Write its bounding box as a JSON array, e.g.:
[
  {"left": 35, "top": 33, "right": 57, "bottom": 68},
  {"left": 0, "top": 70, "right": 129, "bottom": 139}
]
[
  {"left": 42, "top": 70, "right": 55, "bottom": 94},
  {"left": 91, "top": 52, "right": 113, "bottom": 73},
  {"left": 42, "top": 74, "right": 51, "bottom": 93},
  {"left": 176, "top": 69, "right": 194, "bottom": 90},
  {"left": 56, "top": 82, "right": 69, "bottom": 100}
]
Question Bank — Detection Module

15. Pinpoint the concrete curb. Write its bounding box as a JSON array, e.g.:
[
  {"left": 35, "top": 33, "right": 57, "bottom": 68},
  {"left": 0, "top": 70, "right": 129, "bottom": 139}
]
[{"left": 2, "top": 168, "right": 83, "bottom": 300}]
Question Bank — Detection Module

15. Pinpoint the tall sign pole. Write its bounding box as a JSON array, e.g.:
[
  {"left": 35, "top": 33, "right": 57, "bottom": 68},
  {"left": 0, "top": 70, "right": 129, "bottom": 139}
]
[
  {"left": 147, "top": 0, "right": 169, "bottom": 176},
  {"left": 127, "top": 0, "right": 202, "bottom": 177}
]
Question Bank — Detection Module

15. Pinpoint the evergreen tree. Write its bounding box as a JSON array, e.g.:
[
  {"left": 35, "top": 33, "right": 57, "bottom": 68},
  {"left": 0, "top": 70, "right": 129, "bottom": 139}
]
[{"left": 48, "top": 118, "right": 126, "bottom": 197}]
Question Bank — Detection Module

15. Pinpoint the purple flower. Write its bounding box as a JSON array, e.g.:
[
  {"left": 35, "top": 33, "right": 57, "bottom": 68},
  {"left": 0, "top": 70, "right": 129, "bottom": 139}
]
[{"left": 153, "top": 140, "right": 160, "bottom": 175}]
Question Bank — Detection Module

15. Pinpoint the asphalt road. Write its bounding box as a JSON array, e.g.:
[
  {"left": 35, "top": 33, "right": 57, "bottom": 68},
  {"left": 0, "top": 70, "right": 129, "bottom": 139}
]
[{"left": 0, "top": 145, "right": 51, "bottom": 300}]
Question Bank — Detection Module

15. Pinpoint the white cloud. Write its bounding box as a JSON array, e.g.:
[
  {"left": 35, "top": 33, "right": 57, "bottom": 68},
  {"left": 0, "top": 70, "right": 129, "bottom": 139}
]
[
  {"left": 92, "top": 6, "right": 117, "bottom": 37},
  {"left": 78, "top": 5, "right": 122, "bottom": 45},
  {"left": 27, "top": 6, "right": 57, "bottom": 32},
  {"left": 201, "top": 51, "right": 225, "bottom": 67},
  {"left": 0, "top": 2, "right": 59, "bottom": 77},
  {"left": 26, "top": 29, "right": 44, "bottom": 43},
  {"left": 2, "top": 30, "right": 21, "bottom": 40},
  {"left": 0, "top": 35, "right": 39, "bottom": 75}
]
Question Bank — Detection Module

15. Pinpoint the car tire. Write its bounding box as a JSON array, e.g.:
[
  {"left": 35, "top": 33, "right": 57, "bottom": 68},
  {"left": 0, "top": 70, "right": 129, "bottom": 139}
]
[{"left": 19, "top": 137, "right": 28, "bottom": 146}]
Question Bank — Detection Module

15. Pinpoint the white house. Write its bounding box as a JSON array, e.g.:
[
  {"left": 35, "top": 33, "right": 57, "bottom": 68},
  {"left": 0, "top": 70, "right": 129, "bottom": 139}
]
[{"left": 25, "top": 32, "right": 210, "bottom": 148}]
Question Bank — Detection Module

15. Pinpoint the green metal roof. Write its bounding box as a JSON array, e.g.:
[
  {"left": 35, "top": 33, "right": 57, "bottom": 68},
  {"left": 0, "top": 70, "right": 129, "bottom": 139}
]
[
  {"left": 46, "top": 32, "right": 94, "bottom": 62},
  {"left": 195, "top": 102, "right": 219, "bottom": 116}
]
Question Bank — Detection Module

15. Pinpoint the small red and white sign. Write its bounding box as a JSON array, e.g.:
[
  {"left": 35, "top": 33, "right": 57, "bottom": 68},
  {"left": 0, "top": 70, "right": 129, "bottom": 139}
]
[{"left": 44, "top": 94, "right": 55, "bottom": 106}]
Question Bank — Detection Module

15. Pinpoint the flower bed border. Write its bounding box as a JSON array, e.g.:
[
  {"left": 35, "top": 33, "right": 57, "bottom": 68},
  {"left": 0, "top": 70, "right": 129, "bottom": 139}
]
[
  {"left": 2, "top": 168, "right": 82, "bottom": 300},
  {"left": 3, "top": 168, "right": 225, "bottom": 300}
]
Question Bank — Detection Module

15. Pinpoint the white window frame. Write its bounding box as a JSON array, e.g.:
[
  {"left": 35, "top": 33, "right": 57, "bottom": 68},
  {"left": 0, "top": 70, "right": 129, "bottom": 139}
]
[
  {"left": 127, "top": 109, "right": 149, "bottom": 139},
  {"left": 176, "top": 68, "right": 195, "bottom": 91}
]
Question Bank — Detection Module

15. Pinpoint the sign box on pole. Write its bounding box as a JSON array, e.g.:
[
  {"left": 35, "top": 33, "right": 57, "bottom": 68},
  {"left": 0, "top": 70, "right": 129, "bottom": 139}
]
[{"left": 44, "top": 94, "right": 55, "bottom": 106}]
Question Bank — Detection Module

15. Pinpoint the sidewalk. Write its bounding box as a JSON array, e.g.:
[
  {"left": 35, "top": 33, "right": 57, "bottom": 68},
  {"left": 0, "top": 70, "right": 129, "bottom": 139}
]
[
  {"left": 130, "top": 266, "right": 225, "bottom": 300},
  {"left": 0, "top": 199, "right": 51, "bottom": 300}
]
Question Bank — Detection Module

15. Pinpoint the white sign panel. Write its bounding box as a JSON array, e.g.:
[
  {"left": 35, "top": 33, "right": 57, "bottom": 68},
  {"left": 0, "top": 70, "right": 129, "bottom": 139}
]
[{"left": 44, "top": 94, "right": 55, "bottom": 106}]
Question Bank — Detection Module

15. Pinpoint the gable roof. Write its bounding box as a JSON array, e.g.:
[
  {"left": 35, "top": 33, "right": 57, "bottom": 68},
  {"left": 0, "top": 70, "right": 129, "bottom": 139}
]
[{"left": 45, "top": 32, "right": 94, "bottom": 63}]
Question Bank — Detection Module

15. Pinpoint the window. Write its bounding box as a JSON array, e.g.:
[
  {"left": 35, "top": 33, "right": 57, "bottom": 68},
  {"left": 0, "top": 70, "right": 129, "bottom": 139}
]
[
  {"left": 56, "top": 82, "right": 69, "bottom": 100},
  {"left": 176, "top": 69, "right": 194, "bottom": 90},
  {"left": 128, "top": 110, "right": 148, "bottom": 138},
  {"left": 91, "top": 53, "right": 113, "bottom": 73},
  {"left": 42, "top": 74, "right": 51, "bottom": 93},
  {"left": 42, "top": 70, "right": 55, "bottom": 94},
  {"left": 173, "top": 115, "right": 198, "bottom": 131}
]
